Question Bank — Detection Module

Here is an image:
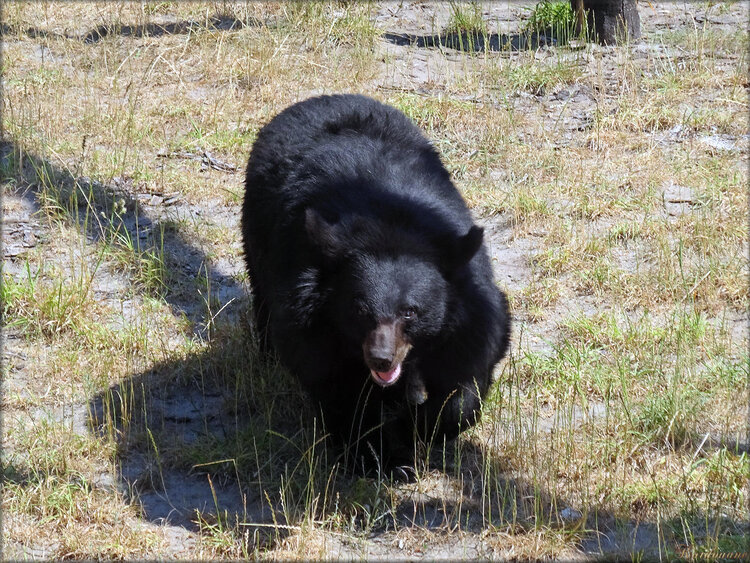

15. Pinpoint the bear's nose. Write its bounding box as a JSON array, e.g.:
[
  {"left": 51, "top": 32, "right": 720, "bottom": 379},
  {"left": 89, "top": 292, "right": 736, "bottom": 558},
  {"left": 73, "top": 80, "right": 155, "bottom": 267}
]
[
  {"left": 367, "top": 355, "right": 394, "bottom": 372},
  {"left": 364, "top": 323, "right": 397, "bottom": 368}
]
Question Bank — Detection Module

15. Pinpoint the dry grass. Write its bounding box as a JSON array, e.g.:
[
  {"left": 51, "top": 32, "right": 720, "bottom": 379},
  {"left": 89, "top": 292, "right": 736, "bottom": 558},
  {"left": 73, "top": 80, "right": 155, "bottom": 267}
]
[{"left": 2, "top": 1, "right": 747, "bottom": 560}]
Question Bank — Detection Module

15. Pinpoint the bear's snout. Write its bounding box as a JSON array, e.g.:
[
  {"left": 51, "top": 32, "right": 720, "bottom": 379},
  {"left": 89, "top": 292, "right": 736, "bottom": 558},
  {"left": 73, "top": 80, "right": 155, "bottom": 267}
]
[
  {"left": 368, "top": 356, "right": 394, "bottom": 372},
  {"left": 363, "top": 321, "right": 411, "bottom": 386},
  {"left": 363, "top": 321, "right": 400, "bottom": 368}
]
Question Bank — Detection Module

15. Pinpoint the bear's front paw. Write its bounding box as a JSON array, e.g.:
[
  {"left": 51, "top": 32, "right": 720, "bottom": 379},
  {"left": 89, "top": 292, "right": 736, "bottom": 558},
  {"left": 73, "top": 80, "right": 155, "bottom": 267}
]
[{"left": 406, "top": 373, "right": 428, "bottom": 405}]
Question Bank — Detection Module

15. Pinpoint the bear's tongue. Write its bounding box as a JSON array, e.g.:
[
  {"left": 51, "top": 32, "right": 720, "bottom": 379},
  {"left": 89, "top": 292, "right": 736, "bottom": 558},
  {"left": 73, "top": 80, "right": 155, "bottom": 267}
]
[{"left": 371, "top": 363, "right": 402, "bottom": 385}]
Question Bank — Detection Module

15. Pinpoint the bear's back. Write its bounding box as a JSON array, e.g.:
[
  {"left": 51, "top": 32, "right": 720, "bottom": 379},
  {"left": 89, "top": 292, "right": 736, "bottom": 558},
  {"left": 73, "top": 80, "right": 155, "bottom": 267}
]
[
  {"left": 247, "top": 95, "right": 473, "bottom": 234},
  {"left": 246, "top": 94, "right": 432, "bottom": 192}
]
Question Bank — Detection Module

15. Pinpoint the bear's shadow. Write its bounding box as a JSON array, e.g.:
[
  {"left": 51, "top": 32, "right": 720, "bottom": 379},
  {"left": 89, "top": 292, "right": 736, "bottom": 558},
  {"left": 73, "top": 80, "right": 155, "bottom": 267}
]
[
  {"left": 88, "top": 331, "right": 283, "bottom": 532},
  {"left": 86, "top": 330, "right": 551, "bottom": 539}
]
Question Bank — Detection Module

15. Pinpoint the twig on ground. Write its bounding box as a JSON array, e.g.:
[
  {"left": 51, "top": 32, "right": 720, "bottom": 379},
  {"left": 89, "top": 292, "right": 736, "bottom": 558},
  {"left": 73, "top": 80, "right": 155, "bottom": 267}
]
[{"left": 157, "top": 148, "right": 238, "bottom": 173}]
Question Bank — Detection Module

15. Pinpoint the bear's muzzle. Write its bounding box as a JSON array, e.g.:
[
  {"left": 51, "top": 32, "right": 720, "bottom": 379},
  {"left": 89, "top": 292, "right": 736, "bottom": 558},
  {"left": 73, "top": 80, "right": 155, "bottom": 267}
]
[{"left": 363, "top": 320, "right": 412, "bottom": 386}]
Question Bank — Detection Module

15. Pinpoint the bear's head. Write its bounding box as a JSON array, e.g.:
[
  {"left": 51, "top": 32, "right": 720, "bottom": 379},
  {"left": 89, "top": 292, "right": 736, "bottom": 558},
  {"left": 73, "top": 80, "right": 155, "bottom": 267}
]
[{"left": 305, "top": 208, "right": 483, "bottom": 386}]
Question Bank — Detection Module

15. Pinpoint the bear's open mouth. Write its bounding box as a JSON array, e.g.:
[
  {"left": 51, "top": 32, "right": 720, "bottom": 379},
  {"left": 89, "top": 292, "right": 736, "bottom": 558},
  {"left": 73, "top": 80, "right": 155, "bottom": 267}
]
[{"left": 370, "top": 363, "right": 402, "bottom": 386}]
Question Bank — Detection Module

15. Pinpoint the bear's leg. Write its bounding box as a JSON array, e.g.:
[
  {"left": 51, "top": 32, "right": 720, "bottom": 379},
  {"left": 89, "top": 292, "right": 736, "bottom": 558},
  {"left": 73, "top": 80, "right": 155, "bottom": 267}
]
[
  {"left": 251, "top": 295, "right": 272, "bottom": 352},
  {"left": 419, "top": 378, "right": 486, "bottom": 443}
]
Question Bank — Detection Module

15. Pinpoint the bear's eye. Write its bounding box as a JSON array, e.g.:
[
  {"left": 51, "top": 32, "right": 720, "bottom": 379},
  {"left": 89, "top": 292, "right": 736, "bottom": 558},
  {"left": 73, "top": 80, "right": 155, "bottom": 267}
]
[
  {"left": 401, "top": 307, "right": 418, "bottom": 321},
  {"left": 355, "top": 301, "right": 369, "bottom": 318}
]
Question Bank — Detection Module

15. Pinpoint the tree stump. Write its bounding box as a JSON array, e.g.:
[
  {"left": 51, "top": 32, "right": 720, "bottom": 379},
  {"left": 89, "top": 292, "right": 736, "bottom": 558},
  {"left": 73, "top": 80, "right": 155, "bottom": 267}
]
[{"left": 572, "top": 0, "right": 641, "bottom": 45}]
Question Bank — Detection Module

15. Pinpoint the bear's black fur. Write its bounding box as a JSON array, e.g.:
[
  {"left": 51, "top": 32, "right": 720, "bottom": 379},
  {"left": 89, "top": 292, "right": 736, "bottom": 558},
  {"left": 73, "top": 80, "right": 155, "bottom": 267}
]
[{"left": 242, "top": 94, "right": 510, "bottom": 469}]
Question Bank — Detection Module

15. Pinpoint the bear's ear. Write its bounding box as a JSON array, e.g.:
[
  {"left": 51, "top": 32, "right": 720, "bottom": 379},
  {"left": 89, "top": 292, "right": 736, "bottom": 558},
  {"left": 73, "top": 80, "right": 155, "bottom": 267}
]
[
  {"left": 305, "top": 208, "right": 344, "bottom": 259},
  {"left": 442, "top": 225, "right": 484, "bottom": 272}
]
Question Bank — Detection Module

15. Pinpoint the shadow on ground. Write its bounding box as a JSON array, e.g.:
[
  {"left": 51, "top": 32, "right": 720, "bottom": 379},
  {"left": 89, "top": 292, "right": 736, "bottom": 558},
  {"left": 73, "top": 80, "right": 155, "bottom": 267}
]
[
  {"left": 87, "top": 332, "right": 290, "bottom": 532},
  {"left": 1, "top": 13, "right": 560, "bottom": 54},
  {"left": 1, "top": 141, "right": 242, "bottom": 330},
  {"left": 0, "top": 13, "right": 267, "bottom": 44},
  {"left": 383, "top": 30, "right": 561, "bottom": 52}
]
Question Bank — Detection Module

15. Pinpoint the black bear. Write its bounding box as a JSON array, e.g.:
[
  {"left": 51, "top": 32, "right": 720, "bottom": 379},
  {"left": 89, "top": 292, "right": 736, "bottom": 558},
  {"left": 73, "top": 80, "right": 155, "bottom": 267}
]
[{"left": 242, "top": 94, "right": 510, "bottom": 469}]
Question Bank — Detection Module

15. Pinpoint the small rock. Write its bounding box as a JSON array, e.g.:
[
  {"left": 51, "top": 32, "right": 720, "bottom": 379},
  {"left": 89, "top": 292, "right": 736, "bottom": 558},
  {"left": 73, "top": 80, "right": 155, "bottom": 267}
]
[
  {"left": 22, "top": 229, "right": 36, "bottom": 247},
  {"left": 665, "top": 203, "right": 690, "bottom": 217},
  {"left": 560, "top": 507, "right": 583, "bottom": 523},
  {"left": 92, "top": 472, "right": 122, "bottom": 493},
  {"left": 667, "top": 123, "right": 685, "bottom": 141},
  {"left": 4, "top": 245, "right": 23, "bottom": 258},
  {"left": 700, "top": 134, "right": 740, "bottom": 152},
  {"left": 552, "top": 88, "right": 571, "bottom": 101},
  {"left": 663, "top": 183, "right": 695, "bottom": 204},
  {"left": 663, "top": 183, "right": 696, "bottom": 215}
]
